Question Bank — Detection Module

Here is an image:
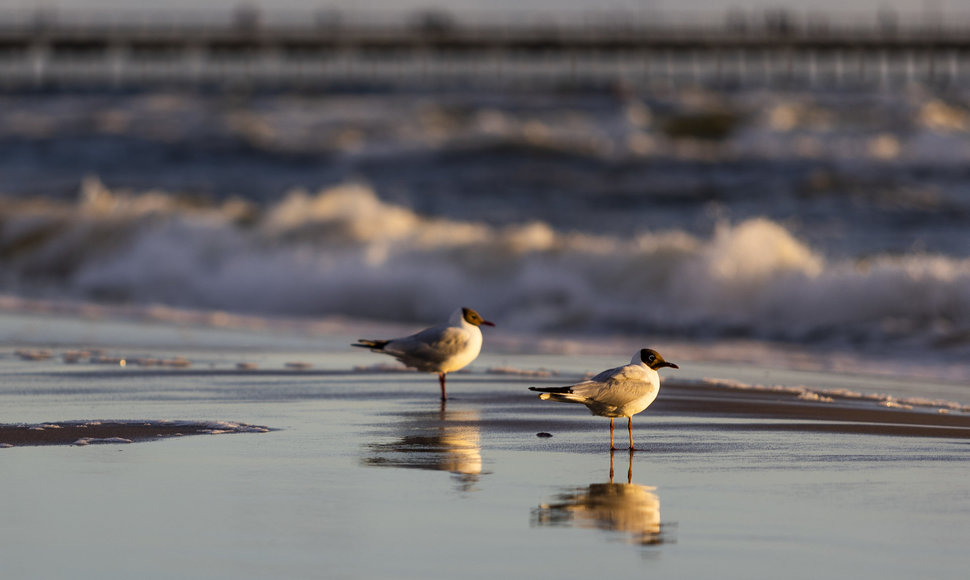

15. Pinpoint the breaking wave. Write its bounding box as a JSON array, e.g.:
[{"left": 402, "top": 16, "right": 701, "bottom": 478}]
[{"left": 1, "top": 178, "right": 968, "bottom": 350}]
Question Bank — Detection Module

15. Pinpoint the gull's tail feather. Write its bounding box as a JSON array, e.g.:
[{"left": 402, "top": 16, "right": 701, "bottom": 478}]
[
  {"left": 529, "top": 385, "right": 585, "bottom": 404},
  {"left": 352, "top": 339, "right": 390, "bottom": 351},
  {"left": 529, "top": 386, "right": 574, "bottom": 394}
]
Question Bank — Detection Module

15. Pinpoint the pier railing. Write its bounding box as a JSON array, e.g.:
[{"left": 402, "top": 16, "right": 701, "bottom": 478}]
[{"left": 1, "top": 8, "right": 969, "bottom": 90}]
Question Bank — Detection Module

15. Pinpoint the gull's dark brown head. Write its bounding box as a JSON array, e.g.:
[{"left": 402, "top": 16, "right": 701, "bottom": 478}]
[
  {"left": 462, "top": 307, "right": 495, "bottom": 327},
  {"left": 640, "top": 348, "right": 678, "bottom": 370}
]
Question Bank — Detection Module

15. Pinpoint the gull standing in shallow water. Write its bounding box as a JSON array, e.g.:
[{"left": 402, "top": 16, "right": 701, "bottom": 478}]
[
  {"left": 529, "top": 349, "right": 678, "bottom": 451},
  {"left": 352, "top": 307, "right": 495, "bottom": 401}
]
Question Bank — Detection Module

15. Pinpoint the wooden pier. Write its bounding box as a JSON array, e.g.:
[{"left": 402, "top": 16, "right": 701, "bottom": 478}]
[{"left": 1, "top": 9, "right": 969, "bottom": 90}]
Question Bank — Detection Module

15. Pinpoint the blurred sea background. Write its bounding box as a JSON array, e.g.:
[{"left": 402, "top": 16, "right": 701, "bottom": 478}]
[
  {"left": 4, "top": 5, "right": 970, "bottom": 579},
  {"left": 1, "top": 0, "right": 969, "bottom": 378}
]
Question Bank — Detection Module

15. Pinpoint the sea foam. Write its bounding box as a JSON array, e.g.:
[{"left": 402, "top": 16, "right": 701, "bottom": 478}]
[{"left": 1, "top": 180, "right": 968, "bottom": 353}]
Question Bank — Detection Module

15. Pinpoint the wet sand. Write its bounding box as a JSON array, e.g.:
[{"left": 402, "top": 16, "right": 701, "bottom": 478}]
[
  {"left": 0, "top": 420, "right": 269, "bottom": 447},
  {"left": 656, "top": 381, "right": 970, "bottom": 439}
]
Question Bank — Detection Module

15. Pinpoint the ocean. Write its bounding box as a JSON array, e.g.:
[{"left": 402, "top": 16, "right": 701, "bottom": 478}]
[{"left": 1, "top": 87, "right": 968, "bottom": 379}]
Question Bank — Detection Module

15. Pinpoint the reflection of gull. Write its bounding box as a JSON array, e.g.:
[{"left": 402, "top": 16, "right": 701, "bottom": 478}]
[
  {"left": 532, "top": 451, "right": 666, "bottom": 546},
  {"left": 352, "top": 307, "right": 495, "bottom": 400},
  {"left": 362, "top": 404, "right": 484, "bottom": 491},
  {"left": 529, "top": 348, "right": 677, "bottom": 450}
]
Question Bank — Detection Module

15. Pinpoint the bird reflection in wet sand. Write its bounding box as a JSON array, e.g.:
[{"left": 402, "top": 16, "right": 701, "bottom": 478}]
[
  {"left": 532, "top": 451, "right": 668, "bottom": 546},
  {"left": 362, "top": 403, "right": 484, "bottom": 492}
]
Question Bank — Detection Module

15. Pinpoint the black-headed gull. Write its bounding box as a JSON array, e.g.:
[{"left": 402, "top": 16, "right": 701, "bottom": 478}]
[
  {"left": 529, "top": 348, "right": 678, "bottom": 450},
  {"left": 353, "top": 307, "right": 495, "bottom": 400}
]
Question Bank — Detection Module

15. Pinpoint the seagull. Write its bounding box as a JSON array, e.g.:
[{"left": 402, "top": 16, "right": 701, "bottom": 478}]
[
  {"left": 352, "top": 307, "right": 495, "bottom": 400},
  {"left": 529, "top": 349, "right": 678, "bottom": 451}
]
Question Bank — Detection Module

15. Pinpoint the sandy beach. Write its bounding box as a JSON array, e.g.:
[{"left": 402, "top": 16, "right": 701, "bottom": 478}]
[{"left": 2, "top": 310, "right": 969, "bottom": 579}]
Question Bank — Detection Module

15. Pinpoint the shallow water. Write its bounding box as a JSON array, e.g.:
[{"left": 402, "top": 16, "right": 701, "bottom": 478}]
[{"left": 2, "top": 314, "right": 969, "bottom": 579}]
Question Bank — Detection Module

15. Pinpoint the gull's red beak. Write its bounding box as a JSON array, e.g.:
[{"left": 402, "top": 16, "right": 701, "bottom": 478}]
[{"left": 481, "top": 320, "right": 495, "bottom": 327}]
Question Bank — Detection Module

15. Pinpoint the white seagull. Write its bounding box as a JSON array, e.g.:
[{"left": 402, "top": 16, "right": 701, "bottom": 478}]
[
  {"left": 529, "top": 349, "right": 678, "bottom": 451},
  {"left": 352, "top": 307, "right": 495, "bottom": 400}
]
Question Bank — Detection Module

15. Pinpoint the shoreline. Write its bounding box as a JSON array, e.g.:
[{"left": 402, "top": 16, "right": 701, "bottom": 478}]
[{"left": 4, "top": 375, "right": 969, "bottom": 448}]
